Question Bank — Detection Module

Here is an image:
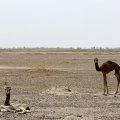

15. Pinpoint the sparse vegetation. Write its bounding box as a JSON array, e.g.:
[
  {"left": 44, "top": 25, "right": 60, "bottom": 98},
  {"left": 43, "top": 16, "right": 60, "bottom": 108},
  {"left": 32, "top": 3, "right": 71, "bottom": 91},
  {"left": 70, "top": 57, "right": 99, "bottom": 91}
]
[
  {"left": 30, "top": 63, "right": 50, "bottom": 72},
  {"left": 0, "top": 49, "right": 120, "bottom": 119}
]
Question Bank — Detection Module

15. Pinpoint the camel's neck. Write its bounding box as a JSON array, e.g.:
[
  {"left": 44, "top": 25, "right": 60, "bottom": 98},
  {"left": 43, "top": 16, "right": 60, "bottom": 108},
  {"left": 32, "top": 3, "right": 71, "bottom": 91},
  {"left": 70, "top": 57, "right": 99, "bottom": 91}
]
[
  {"left": 4, "top": 93, "right": 10, "bottom": 106},
  {"left": 95, "top": 62, "right": 101, "bottom": 71}
]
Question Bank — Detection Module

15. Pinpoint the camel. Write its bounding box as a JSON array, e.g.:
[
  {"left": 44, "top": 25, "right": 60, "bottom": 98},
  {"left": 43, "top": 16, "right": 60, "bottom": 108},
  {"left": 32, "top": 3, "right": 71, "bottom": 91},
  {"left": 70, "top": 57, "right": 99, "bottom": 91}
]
[
  {"left": 0, "top": 86, "right": 30, "bottom": 113},
  {"left": 94, "top": 58, "right": 120, "bottom": 95}
]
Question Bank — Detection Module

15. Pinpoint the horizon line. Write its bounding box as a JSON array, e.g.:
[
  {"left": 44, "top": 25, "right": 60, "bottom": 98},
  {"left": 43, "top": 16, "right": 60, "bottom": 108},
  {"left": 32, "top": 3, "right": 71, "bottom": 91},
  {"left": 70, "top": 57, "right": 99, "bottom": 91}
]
[{"left": 0, "top": 47, "right": 120, "bottom": 49}]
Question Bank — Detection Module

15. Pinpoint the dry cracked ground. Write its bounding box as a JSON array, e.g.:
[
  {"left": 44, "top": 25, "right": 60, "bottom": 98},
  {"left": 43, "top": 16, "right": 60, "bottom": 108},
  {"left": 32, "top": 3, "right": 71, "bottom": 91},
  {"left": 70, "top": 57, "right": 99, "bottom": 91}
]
[{"left": 0, "top": 51, "right": 120, "bottom": 120}]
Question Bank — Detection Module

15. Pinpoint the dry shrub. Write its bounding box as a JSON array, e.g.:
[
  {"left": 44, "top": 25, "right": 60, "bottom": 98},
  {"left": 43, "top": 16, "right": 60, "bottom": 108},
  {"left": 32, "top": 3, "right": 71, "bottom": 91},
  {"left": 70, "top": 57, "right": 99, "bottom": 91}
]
[{"left": 30, "top": 63, "right": 50, "bottom": 72}]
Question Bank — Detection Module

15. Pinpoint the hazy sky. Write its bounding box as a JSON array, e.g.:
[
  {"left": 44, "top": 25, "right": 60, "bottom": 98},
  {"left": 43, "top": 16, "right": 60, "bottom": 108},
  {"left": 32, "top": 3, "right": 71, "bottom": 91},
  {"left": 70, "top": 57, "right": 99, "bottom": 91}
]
[{"left": 0, "top": 0, "right": 120, "bottom": 48}]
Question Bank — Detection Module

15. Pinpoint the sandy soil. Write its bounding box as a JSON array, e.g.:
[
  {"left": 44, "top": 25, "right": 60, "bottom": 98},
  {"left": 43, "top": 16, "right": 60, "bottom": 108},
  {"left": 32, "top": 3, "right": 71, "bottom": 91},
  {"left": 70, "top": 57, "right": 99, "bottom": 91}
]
[{"left": 0, "top": 51, "right": 120, "bottom": 120}]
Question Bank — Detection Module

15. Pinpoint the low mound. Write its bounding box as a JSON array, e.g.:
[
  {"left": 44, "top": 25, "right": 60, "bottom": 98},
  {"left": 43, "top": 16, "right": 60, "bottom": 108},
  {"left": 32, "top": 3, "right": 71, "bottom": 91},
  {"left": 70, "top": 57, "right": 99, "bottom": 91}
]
[
  {"left": 43, "top": 86, "right": 75, "bottom": 96},
  {"left": 64, "top": 115, "right": 82, "bottom": 120}
]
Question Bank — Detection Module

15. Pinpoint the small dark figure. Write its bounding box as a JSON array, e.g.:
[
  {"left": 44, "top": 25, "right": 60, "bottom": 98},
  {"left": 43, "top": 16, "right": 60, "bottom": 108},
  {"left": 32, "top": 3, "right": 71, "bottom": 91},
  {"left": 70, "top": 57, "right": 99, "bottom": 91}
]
[
  {"left": 0, "top": 85, "right": 30, "bottom": 113},
  {"left": 4, "top": 87, "right": 11, "bottom": 106}
]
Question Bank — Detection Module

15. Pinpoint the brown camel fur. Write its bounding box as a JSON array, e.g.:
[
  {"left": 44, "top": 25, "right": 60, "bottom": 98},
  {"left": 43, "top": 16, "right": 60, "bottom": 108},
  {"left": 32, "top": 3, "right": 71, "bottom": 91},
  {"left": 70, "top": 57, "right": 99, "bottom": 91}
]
[{"left": 94, "top": 58, "right": 120, "bottom": 95}]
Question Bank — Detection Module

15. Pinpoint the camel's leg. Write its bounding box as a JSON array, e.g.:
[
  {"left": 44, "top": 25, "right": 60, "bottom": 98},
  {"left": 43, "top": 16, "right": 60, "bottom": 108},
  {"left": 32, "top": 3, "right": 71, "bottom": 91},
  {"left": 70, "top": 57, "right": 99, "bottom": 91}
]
[
  {"left": 6, "top": 108, "right": 16, "bottom": 112},
  {"left": 116, "top": 82, "right": 119, "bottom": 94},
  {"left": 0, "top": 105, "right": 15, "bottom": 112},
  {"left": 115, "top": 74, "right": 120, "bottom": 94},
  {"left": 106, "top": 77, "right": 108, "bottom": 94},
  {"left": 103, "top": 73, "right": 108, "bottom": 95},
  {"left": 17, "top": 107, "right": 26, "bottom": 114}
]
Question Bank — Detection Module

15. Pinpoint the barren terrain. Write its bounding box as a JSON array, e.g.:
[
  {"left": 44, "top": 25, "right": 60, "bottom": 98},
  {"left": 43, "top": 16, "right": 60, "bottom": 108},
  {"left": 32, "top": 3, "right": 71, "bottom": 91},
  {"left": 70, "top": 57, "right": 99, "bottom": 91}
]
[{"left": 0, "top": 50, "right": 120, "bottom": 120}]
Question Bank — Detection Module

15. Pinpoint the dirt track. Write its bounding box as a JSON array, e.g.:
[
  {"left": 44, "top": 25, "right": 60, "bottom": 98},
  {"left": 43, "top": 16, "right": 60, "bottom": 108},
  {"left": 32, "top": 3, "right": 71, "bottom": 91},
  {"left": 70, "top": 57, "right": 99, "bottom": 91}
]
[{"left": 0, "top": 51, "right": 120, "bottom": 120}]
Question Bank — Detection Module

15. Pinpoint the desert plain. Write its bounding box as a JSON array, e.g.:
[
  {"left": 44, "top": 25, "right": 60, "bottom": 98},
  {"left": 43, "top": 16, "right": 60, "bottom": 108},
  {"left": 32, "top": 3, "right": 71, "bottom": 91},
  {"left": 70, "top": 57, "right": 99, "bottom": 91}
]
[{"left": 0, "top": 49, "right": 120, "bottom": 120}]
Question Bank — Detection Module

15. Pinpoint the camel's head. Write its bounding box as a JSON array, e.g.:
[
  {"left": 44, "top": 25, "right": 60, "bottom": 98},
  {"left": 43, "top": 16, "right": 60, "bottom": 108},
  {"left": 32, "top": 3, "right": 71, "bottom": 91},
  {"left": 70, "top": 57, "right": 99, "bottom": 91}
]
[
  {"left": 94, "top": 58, "right": 98, "bottom": 63},
  {"left": 5, "top": 87, "right": 11, "bottom": 95}
]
